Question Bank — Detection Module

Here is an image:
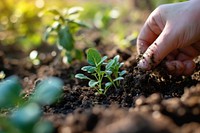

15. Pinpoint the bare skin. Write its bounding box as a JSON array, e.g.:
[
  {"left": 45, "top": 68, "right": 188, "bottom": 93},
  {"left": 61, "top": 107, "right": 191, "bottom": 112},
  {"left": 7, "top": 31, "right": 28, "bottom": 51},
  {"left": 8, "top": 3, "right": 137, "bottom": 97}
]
[{"left": 137, "top": 0, "right": 200, "bottom": 76}]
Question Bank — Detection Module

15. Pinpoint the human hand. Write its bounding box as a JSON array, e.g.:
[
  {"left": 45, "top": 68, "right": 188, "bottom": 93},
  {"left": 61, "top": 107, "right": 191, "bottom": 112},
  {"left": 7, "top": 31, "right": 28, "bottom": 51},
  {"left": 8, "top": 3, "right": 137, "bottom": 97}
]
[{"left": 137, "top": 1, "right": 200, "bottom": 76}]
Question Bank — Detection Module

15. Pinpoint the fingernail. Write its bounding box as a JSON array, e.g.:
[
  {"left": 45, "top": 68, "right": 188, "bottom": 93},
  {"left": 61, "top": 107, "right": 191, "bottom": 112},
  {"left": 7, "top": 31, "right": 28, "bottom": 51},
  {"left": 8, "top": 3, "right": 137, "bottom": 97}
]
[{"left": 137, "top": 59, "right": 150, "bottom": 70}]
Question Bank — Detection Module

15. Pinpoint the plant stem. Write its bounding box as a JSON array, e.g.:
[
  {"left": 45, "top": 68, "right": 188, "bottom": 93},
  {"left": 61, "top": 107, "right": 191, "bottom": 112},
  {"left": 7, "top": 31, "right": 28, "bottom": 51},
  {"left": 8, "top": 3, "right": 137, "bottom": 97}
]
[{"left": 107, "top": 76, "right": 117, "bottom": 89}]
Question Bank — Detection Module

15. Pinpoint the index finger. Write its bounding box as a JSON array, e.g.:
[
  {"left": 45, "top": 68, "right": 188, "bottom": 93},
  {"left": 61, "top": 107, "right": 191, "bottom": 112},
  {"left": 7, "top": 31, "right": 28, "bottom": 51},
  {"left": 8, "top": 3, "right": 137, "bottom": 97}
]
[{"left": 137, "top": 9, "right": 163, "bottom": 54}]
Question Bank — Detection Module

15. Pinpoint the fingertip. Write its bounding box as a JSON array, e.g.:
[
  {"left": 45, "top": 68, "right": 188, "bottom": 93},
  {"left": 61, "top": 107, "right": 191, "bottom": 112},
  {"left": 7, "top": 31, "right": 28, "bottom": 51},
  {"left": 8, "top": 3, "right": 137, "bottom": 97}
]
[
  {"left": 183, "top": 60, "right": 196, "bottom": 76},
  {"left": 165, "top": 61, "right": 175, "bottom": 74},
  {"left": 165, "top": 60, "right": 196, "bottom": 76},
  {"left": 137, "top": 43, "right": 162, "bottom": 70},
  {"left": 137, "top": 58, "right": 151, "bottom": 70},
  {"left": 165, "top": 61, "right": 185, "bottom": 76}
]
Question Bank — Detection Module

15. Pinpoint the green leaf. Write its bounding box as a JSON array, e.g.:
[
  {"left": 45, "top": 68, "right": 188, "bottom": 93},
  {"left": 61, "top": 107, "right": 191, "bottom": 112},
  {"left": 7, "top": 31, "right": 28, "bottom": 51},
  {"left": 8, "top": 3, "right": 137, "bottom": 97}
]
[
  {"left": 68, "top": 20, "right": 90, "bottom": 28},
  {"left": 106, "top": 59, "right": 115, "bottom": 69},
  {"left": 86, "top": 48, "right": 101, "bottom": 66},
  {"left": 88, "top": 80, "right": 98, "bottom": 87},
  {"left": 99, "top": 89, "right": 104, "bottom": 93},
  {"left": 33, "top": 120, "right": 54, "bottom": 133},
  {"left": 74, "top": 49, "right": 83, "bottom": 60},
  {"left": 65, "top": 52, "right": 73, "bottom": 64},
  {"left": 48, "top": 9, "right": 61, "bottom": 15},
  {"left": 75, "top": 74, "right": 90, "bottom": 80},
  {"left": 44, "top": 27, "right": 53, "bottom": 41},
  {"left": 68, "top": 6, "right": 84, "bottom": 15},
  {"left": 105, "top": 82, "right": 112, "bottom": 89},
  {"left": 119, "top": 62, "right": 124, "bottom": 68},
  {"left": 81, "top": 66, "right": 96, "bottom": 73},
  {"left": 11, "top": 103, "right": 42, "bottom": 132},
  {"left": 58, "top": 26, "right": 74, "bottom": 51},
  {"left": 56, "top": 16, "right": 65, "bottom": 22},
  {"left": 31, "top": 77, "right": 63, "bottom": 105},
  {"left": 113, "top": 55, "right": 120, "bottom": 62},
  {"left": 97, "top": 56, "right": 107, "bottom": 66},
  {"left": 0, "top": 76, "right": 22, "bottom": 108},
  {"left": 52, "top": 21, "right": 61, "bottom": 30},
  {"left": 119, "top": 70, "right": 126, "bottom": 76},
  {"left": 113, "top": 77, "right": 124, "bottom": 82},
  {"left": 105, "top": 70, "right": 112, "bottom": 76}
]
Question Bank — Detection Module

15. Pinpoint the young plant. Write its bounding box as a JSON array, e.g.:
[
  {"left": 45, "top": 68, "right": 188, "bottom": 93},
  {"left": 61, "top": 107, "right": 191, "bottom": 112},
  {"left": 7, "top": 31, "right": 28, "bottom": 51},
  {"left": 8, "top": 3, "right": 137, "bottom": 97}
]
[
  {"left": 75, "top": 48, "right": 126, "bottom": 95},
  {"left": 43, "top": 7, "right": 88, "bottom": 63},
  {"left": 0, "top": 76, "right": 63, "bottom": 133},
  {"left": 105, "top": 55, "right": 126, "bottom": 88}
]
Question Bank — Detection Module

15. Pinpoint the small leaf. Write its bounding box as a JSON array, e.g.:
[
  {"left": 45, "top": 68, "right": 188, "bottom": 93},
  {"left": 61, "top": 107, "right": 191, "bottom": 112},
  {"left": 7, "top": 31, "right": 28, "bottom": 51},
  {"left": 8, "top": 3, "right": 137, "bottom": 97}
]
[
  {"left": 52, "top": 21, "right": 61, "bottom": 30},
  {"left": 99, "top": 89, "right": 104, "bottom": 92},
  {"left": 44, "top": 27, "right": 53, "bottom": 41},
  {"left": 11, "top": 103, "right": 42, "bottom": 131},
  {"left": 105, "top": 82, "right": 112, "bottom": 89},
  {"left": 113, "top": 77, "right": 124, "bottom": 82},
  {"left": 48, "top": 9, "right": 61, "bottom": 15},
  {"left": 97, "top": 56, "right": 107, "bottom": 66},
  {"left": 75, "top": 74, "right": 90, "bottom": 80},
  {"left": 68, "top": 20, "right": 90, "bottom": 28},
  {"left": 105, "top": 70, "right": 112, "bottom": 76},
  {"left": 68, "top": 6, "right": 84, "bottom": 15},
  {"left": 119, "top": 70, "right": 126, "bottom": 76},
  {"left": 106, "top": 59, "right": 115, "bottom": 69},
  {"left": 88, "top": 80, "right": 98, "bottom": 87},
  {"left": 31, "top": 77, "right": 63, "bottom": 105},
  {"left": 58, "top": 26, "right": 74, "bottom": 51},
  {"left": 81, "top": 66, "right": 96, "bottom": 73},
  {"left": 86, "top": 48, "right": 101, "bottom": 66},
  {"left": 119, "top": 62, "right": 124, "bottom": 68},
  {"left": 114, "top": 55, "right": 120, "bottom": 62},
  {"left": 0, "top": 76, "right": 22, "bottom": 108},
  {"left": 56, "top": 16, "right": 65, "bottom": 22},
  {"left": 74, "top": 49, "right": 83, "bottom": 60},
  {"left": 65, "top": 52, "right": 73, "bottom": 64}
]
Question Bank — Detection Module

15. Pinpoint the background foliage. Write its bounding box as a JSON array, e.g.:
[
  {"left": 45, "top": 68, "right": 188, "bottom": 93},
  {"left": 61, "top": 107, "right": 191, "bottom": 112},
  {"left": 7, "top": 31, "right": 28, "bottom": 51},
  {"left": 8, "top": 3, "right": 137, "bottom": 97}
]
[{"left": 0, "top": 0, "right": 186, "bottom": 51}]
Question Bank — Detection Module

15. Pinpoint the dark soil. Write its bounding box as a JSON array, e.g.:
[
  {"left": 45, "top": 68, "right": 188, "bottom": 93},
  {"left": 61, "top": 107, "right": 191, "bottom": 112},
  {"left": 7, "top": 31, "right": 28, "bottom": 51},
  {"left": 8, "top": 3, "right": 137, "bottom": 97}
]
[{"left": 0, "top": 43, "right": 200, "bottom": 133}]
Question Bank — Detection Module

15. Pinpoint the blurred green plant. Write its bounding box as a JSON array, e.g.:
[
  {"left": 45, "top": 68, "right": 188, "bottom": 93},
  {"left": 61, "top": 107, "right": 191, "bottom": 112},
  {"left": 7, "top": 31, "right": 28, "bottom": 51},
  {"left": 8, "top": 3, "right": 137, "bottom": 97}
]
[
  {"left": 43, "top": 7, "right": 88, "bottom": 64},
  {"left": 0, "top": 0, "right": 137, "bottom": 52},
  {"left": 93, "top": 8, "right": 120, "bottom": 30},
  {"left": 0, "top": 76, "right": 63, "bottom": 133},
  {"left": 0, "top": 0, "right": 88, "bottom": 50},
  {"left": 79, "top": 1, "right": 120, "bottom": 30},
  {"left": 0, "top": 0, "right": 43, "bottom": 49},
  {"left": 75, "top": 48, "right": 126, "bottom": 95}
]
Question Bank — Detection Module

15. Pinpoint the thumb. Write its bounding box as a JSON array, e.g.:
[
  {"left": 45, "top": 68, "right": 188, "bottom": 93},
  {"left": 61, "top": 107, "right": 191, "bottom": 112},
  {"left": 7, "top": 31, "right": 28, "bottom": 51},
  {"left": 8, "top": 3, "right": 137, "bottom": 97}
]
[{"left": 138, "top": 26, "right": 177, "bottom": 70}]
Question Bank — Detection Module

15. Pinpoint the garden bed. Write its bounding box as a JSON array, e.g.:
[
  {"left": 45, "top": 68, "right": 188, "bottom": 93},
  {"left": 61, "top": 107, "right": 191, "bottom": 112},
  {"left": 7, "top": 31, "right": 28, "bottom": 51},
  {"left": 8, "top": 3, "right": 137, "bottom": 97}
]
[{"left": 1, "top": 43, "right": 200, "bottom": 133}]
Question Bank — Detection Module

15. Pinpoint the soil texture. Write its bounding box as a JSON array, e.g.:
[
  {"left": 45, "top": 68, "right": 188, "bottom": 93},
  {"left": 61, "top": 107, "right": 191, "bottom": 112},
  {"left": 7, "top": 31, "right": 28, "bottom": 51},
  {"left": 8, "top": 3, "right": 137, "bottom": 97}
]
[{"left": 0, "top": 44, "right": 200, "bottom": 133}]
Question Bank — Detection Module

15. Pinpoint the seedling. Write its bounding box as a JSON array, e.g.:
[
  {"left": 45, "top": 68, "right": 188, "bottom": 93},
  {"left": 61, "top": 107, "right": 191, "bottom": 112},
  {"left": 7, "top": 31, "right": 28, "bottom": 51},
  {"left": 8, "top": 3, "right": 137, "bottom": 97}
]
[
  {"left": 75, "top": 48, "right": 126, "bottom": 95},
  {"left": 105, "top": 55, "right": 126, "bottom": 87},
  {"left": 43, "top": 7, "right": 88, "bottom": 63}
]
